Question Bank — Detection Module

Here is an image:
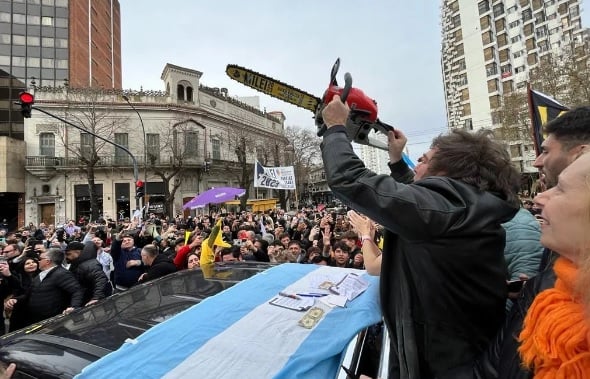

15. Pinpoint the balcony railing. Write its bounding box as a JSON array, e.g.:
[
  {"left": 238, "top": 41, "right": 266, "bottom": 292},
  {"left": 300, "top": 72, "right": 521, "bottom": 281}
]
[{"left": 24, "top": 155, "right": 193, "bottom": 169}]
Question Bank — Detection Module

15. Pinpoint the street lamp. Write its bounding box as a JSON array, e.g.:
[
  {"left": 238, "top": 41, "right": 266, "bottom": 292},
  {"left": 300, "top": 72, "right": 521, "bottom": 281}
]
[{"left": 122, "top": 95, "right": 148, "bottom": 214}]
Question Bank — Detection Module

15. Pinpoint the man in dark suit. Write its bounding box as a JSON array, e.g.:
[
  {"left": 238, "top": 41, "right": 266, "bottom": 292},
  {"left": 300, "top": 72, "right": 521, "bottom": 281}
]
[
  {"left": 5, "top": 248, "right": 83, "bottom": 327},
  {"left": 138, "top": 244, "right": 176, "bottom": 284},
  {"left": 64, "top": 241, "right": 112, "bottom": 306}
]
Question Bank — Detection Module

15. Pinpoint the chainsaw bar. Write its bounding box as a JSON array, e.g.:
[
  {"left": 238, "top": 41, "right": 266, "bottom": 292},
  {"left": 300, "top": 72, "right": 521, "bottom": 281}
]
[{"left": 226, "top": 64, "right": 321, "bottom": 113}]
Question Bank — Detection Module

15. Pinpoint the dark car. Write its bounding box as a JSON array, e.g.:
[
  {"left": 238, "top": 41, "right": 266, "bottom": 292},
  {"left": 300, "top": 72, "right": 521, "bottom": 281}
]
[{"left": 0, "top": 263, "right": 386, "bottom": 379}]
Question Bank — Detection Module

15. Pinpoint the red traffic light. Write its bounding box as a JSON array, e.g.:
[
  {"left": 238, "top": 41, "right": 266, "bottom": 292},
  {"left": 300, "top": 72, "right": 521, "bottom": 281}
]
[
  {"left": 19, "top": 92, "right": 34, "bottom": 104},
  {"left": 135, "top": 180, "right": 144, "bottom": 187}
]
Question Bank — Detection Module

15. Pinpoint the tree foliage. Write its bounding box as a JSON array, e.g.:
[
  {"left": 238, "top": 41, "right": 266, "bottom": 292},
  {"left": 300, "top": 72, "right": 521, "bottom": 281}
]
[
  {"left": 496, "top": 43, "right": 590, "bottom": 145},
  {"left": 58, "top": 87, "right": 128, "bottom": 220}
]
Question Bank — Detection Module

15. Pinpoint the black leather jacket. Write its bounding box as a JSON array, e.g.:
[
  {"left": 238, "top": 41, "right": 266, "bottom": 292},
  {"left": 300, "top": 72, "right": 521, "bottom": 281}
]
[
  {"left": 321, "top": 127, "right": 519, "bottom": 379},
  {"left": 441, "top": 265, "right": 556, "bottom": 379}
]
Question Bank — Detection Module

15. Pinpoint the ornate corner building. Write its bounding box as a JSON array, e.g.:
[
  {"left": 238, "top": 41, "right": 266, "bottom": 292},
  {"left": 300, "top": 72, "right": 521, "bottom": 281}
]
[
  {"left": 441, "top": 0, "right": 585, "bottom": 173},
  {"left": 23, "top": 63, "right": 287, "bottom": 226}
]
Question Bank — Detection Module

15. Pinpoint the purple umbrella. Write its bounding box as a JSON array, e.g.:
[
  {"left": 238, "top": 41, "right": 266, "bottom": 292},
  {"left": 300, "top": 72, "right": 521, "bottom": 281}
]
[{"left": 182, "top": 187, "right": 246, "bottom": 209}]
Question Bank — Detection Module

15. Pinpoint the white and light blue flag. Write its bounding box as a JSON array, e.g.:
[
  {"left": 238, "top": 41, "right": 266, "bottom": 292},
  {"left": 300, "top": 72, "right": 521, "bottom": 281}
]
[{"left": 76, "top": 264, "right": 381, "bottom": 379}]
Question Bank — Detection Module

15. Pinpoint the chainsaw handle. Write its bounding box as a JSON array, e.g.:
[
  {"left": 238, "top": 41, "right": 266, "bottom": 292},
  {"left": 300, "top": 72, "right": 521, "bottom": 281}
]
[
  {"left": 340, "top": 72, "right": 352, "bottom": 103},
  {"left": 317, "top": 72, "right": 353, "bottom": 137}
]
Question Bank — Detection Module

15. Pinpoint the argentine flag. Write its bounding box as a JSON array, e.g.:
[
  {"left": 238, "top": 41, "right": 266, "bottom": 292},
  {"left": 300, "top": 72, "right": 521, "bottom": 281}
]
[{"left": 76, "top": 264, "right": 381, "bottom": 379}]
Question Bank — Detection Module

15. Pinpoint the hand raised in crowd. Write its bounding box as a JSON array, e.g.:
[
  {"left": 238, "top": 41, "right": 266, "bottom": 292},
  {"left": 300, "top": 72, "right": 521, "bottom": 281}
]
[
  {"left": 308, "top": 225, "right": 320, "bottom": 241},
  {"left": 0, "top": 261, "right": 10, "bottom": 277},
  {"left": 347, "top": 210, "right": 375, "bottom": 240},
  {"left": 387, "top": 129, "right": 408, "bottom": 163},
  {"left": 322, "top": 227, "right": 332, "bottom": 247},
  {"left": 62, "top": 307, "right": 75, "bottom": 315}
]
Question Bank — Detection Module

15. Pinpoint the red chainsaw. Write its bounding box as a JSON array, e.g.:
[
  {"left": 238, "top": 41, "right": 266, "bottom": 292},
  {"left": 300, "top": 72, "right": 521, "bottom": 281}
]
[{"left": 226, "top": 58, "right": 394, "bottom": 150}]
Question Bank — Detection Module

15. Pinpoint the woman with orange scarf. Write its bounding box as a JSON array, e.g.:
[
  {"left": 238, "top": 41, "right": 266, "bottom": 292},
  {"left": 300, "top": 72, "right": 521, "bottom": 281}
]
[{"left": 445, "top": 151, "right": 590, "bottom": 379}]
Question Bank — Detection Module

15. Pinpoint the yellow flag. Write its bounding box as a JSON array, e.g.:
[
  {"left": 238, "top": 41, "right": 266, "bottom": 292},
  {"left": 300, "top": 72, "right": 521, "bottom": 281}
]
[{"left": 200, "top": 219, "right": 231, "bottom": 267}]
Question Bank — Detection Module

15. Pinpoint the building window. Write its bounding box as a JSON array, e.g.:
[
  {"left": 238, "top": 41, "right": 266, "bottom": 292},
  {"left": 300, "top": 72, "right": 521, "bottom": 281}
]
[
  {"left": 177, "top": 84, "right": 185, "bottom": 101},
  {"left": 42, "top": 37, "right": 55, "bottom": 47},
  {"left": 212, "top": 138, "right": 221, "bottom": 160},
  {"left": 146, "top": 133, "right": 160, "bottom": 164},
  {"left": 12, "top": 35, "right": 26, "bottom": 45},
  {"left": 27, "top": 36, "right": 40, "bottom": 46},
  {"left": 489, "top": 95, "right": 501, "bottom": 109},
  {"left": 511, "top": 35, "right": 522, "bottom": 43},
  {"left": 522, "top": 9, "right": 533, "bottom": 21},
  {"left": 509, "top": 20, "right": 520, "bottom": 29},
  {"left": 39, "top": 133, "right": 55, "bottom": 156},
  {"left": 452, "top": 14, "right": 461, "bottom": 28},
  {"left": 13, "top": 14, "right": 26, "bottom": 24},
  {"left": 502, "top": 80, "right": 514, "bottom": 94},
  {"left": 487, "top": 78, "right": 499, "bottom": 93},
  {"left": 455, "top": 43, "right": 464, "bottom": 56},
  {"left": 482, "top": 31, "right": 494, "bottom": 45},
  {"left": 41, "top": 16, "right": 53, "bottom": 26},
  {"left": 465, "top": 118, "right": 473, "bottom": 130},
  {"left": 114, "top": 133, "right": 129, "bottom": 164},
  {"left": 480, "top": 15, "right": 491, "bottom": 29},
  {"left": 493, "top": 3, "right": 505, "bottom": 17},
  {"left": 478, "top": 1, "right": 490, "bottom": 14},
  {"left": 456, "top": 73, "right": 468, "bottom": 86},
  {"left": 186, "top": 87, "right": 193, "bottom": 102},
  {"left": 462, "top": 103, "right": 471, "bottom": 116},
  {"left": 499, "top": 49, "right": 510, "bottom": 62},
  {"left": 486, "top": 62, "right": 498, "bottom": 76},
  {"left": 184, "top": 131, "right": 198, "bottom": 155},
  {"left": 80, "top": 133, "right": 93, "bottom": 159},
  {"left": 497, "top": 34, "right": 508, "bottom": 47},
  {"left": 515, "top": 65, "right": 526, "bottom": 74},
  {"left": 460, "top": 88, "right": 469, "bottom": 101},
  {"left": 484, "top": 46, "right": 495, "bottom": 61}
]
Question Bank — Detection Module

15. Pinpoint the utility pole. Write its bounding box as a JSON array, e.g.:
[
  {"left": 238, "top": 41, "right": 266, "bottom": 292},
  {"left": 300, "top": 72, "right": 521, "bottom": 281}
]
[{"left": 122, "top": 95, "right": 148, "bottom": 216}]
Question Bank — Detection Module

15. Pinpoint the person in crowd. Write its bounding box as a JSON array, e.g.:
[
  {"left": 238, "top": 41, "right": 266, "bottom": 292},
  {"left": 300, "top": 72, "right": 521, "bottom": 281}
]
[
  {"left": 173, "top": 233, "right": 203, "bottom": 270},
  {"left": 221, "top": 246, "right": 242, "bottom": 263},
  {"left": 4, "top": 256, "right": 40, "bottom": 332},
  {"left": 110, "top": 233, "right": 143, "bottom": 291},
  {"left": 532, "top": 106, "right": 590, "bottom": 271},
  {"left": 186, "top": 252, "right": 200, "bottom": 270},
  {"left": 64, "top": 241, "right": 111, "bottom": 306},
  {"left": 91, "top": 236, "right": 113, "bottom": 281},
  {"left": 330, "top": 241, "right": 352, "bottom": 268},
  {"left": 320, "top": 95, "right": 520, "bottom": 378},
  {"left": 5, "top": 248, "right": 83, "bottom": 327},
  {"left": 138, "top": 244, "right": 177, "bottom": 284},
  {"left": 446, "top": 149, "right": 590, "bottom": 378},
  {"left": 284, "top": 240, "right": 304, "bottom": 263}
]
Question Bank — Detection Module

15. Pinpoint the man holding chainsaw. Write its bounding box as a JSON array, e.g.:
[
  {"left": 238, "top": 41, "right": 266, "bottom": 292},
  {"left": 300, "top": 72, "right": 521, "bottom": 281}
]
[{"left": 320, "top": 95, "right": 520, "bottom": 379}]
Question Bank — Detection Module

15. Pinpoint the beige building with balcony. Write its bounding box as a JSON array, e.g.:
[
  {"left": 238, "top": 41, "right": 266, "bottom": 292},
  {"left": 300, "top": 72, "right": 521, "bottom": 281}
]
[{"left": 23, "top": 63, "right": 287, "bottom": 226}]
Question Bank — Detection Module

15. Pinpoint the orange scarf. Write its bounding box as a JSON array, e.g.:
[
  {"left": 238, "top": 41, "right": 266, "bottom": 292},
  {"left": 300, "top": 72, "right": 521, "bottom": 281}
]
[{"left": 518, "top": 257, "right": 590, "bottom": 378}]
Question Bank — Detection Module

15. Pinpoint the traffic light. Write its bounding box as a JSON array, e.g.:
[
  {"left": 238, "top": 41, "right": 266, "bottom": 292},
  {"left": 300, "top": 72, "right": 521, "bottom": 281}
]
[
  {"left": 18, "top": 92, "right": 34, "bottom": 118},
  {"left": 135, "top": 180, "right": 145, "bottom": 199}
]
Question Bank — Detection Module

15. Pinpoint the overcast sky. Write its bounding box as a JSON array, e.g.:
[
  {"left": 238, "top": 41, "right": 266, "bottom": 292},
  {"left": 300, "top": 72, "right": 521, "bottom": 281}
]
[{"left": 120, "top": 1, "right": 590, "bottom": 160}]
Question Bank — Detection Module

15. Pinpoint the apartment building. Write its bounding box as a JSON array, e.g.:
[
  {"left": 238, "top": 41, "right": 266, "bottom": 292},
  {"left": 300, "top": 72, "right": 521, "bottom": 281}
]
[
  {"left": 0, "top": 0, "right": 121, "bottom": 230},
  {"left": 441, "top": 0, "right": 584, "bottom": 172}
]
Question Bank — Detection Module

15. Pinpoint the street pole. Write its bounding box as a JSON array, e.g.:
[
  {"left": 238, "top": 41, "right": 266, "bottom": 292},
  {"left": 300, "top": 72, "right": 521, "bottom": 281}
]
[
  {"left": 122, "top": 95, "right": 148, "bottom": 216},
  {"left": 31, "top": 106, "right": 141, "bottom": 212}
]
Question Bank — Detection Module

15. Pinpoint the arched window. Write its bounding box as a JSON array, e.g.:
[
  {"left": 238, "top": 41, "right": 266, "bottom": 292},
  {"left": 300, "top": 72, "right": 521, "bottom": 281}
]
[
  {"left": 177, "top": 84, "right": 185, "bottom": 100},
  {"left": 186, "top": 86, "right": 193, "bottom": 102}
]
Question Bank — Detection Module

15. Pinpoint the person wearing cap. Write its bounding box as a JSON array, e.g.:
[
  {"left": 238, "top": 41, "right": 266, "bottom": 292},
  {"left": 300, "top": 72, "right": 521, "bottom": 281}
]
[{"left": 64, "top": 241, "right": 112, "bottom": 306}]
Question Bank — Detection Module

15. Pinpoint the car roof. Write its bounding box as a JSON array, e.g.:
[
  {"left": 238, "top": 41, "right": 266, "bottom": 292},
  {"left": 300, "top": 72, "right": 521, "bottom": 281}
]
[{"left": 0, "top": 263, "right": 273, "bottom": 377}]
